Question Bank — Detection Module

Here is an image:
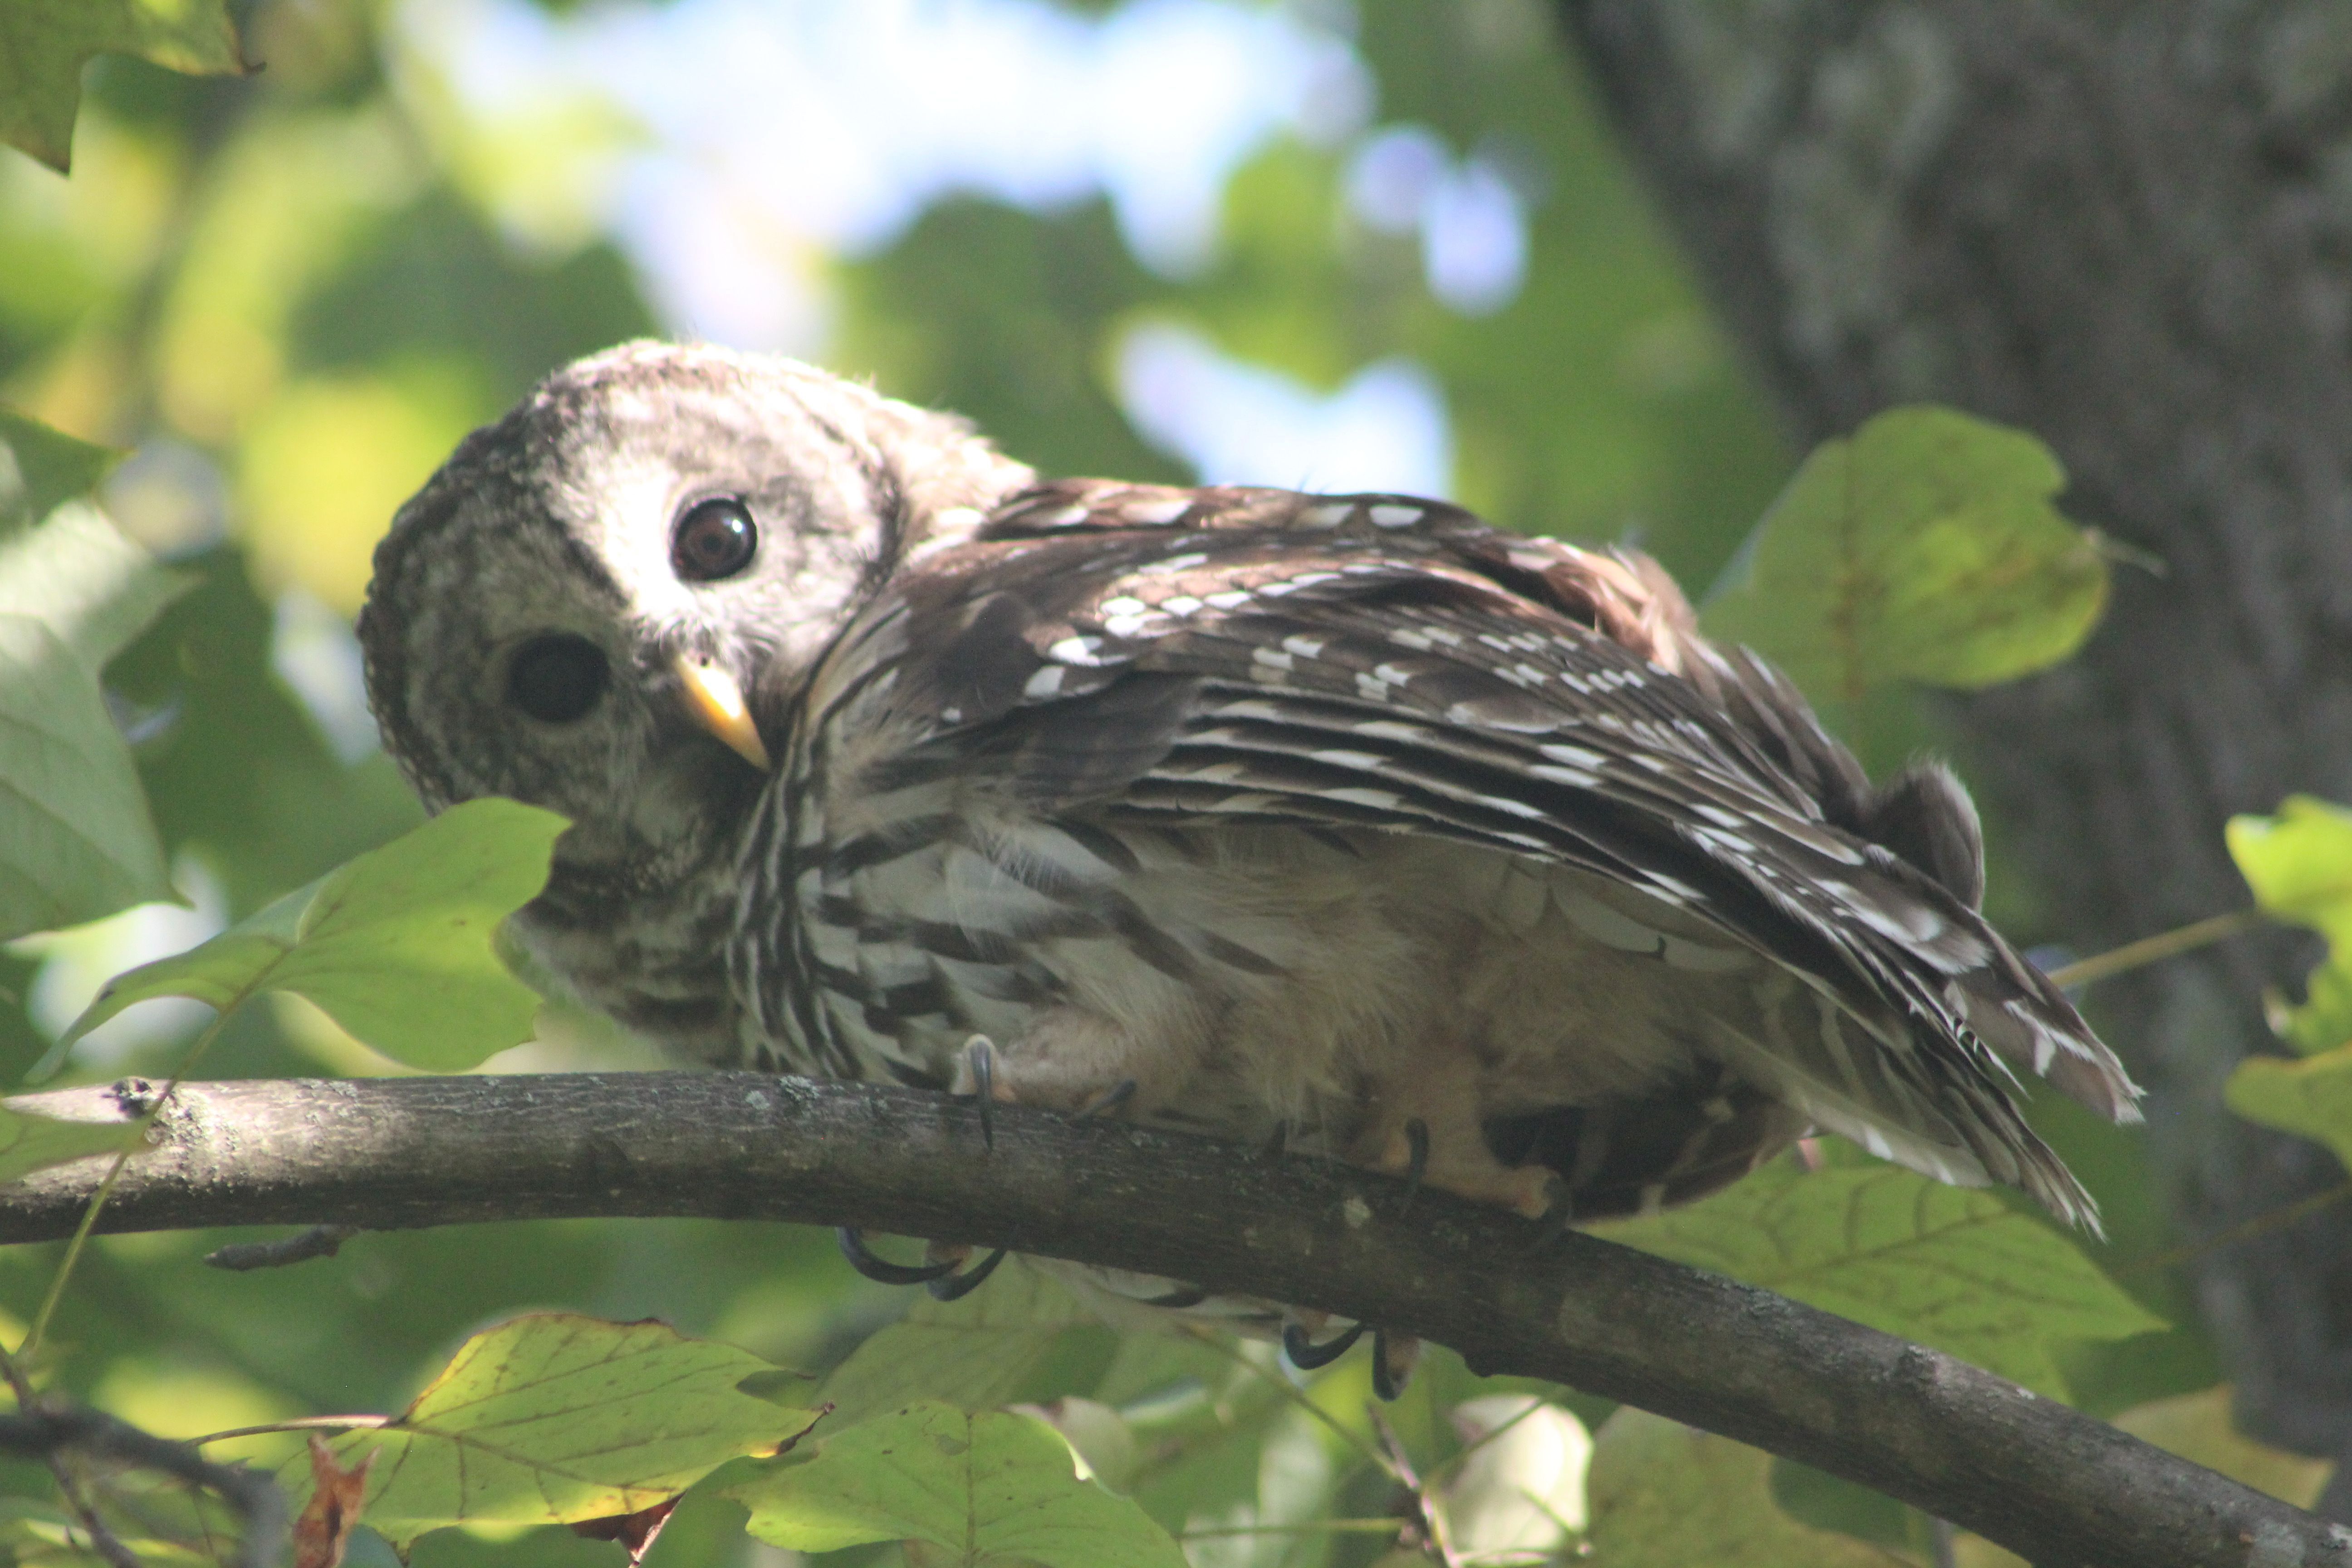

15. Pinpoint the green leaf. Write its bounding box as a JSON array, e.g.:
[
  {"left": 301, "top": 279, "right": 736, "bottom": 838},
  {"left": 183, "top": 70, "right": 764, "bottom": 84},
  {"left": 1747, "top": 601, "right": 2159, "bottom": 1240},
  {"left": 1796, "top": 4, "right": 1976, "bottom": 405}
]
[
  {"left": 729, "top": 1400, "right": 1186, "bottom": 1568},
  {"left": 1594, "top": 1162, "right": 2164, "bottom": 1397},
  {"left": 2225, "top": 1044, "right": 2352, "bottom": 1176},
  {"left": 1585, "top": 1408, "right": 1905, "bottom": 1567},
  {"left": 2227, "top": 796, "right": 2352, "bottom": 1054},
  {"left": 0, "top": 615, "right": 175, "bottom": 941},
  {"left": 0, "top": 409, "right": 120, "bottom": 534},
  {"left": 0, "top": 0, "right": 244, "bottom": 172},
  {"left": 282, "top": 1313, "right": 821, "bottom": 1551},
  {"left": 1703, "top": 406, "right": 2109, "bottom": 703},
  {"left": 46, "top": 797, "right": 567, "bottom": 1074},
  {"left": 0, "top": 412, "right": 189, "bottom": 941},
  {"left": 818, "top": 1259, "right": 1096, "bottom": 1428},
  {"left": 0, "top": 1102, "right": 140, "bottom": 1184}
]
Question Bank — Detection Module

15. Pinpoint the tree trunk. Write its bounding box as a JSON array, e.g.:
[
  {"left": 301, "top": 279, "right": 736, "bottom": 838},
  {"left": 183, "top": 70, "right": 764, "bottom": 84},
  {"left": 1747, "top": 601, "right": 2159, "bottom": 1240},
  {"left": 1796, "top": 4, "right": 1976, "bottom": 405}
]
[{"left": 1557, "top": 0, "right": 2352, "bottom": 1501}]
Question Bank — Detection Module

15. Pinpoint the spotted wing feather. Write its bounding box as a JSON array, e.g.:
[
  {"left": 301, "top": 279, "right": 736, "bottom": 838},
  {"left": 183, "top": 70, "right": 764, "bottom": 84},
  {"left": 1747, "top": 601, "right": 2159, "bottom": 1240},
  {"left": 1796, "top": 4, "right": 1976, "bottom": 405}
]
[{"left": 790, "top": 480, "right": 2138, "bottom": 1227}]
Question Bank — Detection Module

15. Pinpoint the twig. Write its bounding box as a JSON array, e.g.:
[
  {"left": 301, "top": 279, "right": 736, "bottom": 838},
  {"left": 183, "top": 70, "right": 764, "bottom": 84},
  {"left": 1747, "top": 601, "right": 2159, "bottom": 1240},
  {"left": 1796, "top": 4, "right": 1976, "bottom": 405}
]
[
  {"left": 0, "top": 1070, "right": 2335, "bottom": 1568},
  {"left": 0, "top": 1405, "right": 289, "bottom": 1568},
  {"left": 2043, "top": 908, "right": 2269, "bottom": 991},
  {"left": 205, "top": 1225, "right": 358, "bottom": 1272}
]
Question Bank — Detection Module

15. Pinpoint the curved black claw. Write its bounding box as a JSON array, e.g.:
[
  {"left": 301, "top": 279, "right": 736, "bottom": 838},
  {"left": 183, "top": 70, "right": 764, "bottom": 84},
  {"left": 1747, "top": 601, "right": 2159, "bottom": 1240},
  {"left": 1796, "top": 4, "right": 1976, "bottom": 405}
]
[
  {"left": 1282, "top": 1319, "right": 1366, "bottom": 1372},
  {"left": 925, "top": 1245, "right": 1009, "bottom": 1302},
  {"left": 1138, "top": 1284, "right": 1210, "bottom": 1309},
  {"left": 962, "top": 1035, "right": 999, "bottom": 1149},
  {"left": 1399, "top": 1118, "right": 1431, "bottom": 1215},
  {"left": 1372, "top": 1328, "right": 1411, "bottom": 1402},
  {"left": 837, "top": 1227, "right": 960, "bottom": 1286},
  {"left": 1074, "top": 1078, "right": 1138, "bottom": 1122}
]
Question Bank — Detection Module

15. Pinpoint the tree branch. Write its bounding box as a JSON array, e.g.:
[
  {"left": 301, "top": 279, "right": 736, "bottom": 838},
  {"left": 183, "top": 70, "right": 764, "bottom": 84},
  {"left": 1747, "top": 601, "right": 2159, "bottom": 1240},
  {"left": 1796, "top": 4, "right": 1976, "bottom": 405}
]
[
  {"left": 0, "top": 1403, "right": 288, "bottom": 1568},
  {"left": 0, "top": 1072, "right": 2336, "bottom": 1568}
]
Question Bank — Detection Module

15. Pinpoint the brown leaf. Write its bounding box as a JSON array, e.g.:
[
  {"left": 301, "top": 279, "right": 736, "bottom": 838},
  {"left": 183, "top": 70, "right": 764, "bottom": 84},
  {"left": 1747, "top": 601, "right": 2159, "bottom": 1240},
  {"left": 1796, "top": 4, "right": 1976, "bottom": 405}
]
[
  {"left": 293, "top": 1433, "right": 374, "bottom": 1568},
  {"left": 570, "top": 1498, "right": 678, "bottom": 1564}
]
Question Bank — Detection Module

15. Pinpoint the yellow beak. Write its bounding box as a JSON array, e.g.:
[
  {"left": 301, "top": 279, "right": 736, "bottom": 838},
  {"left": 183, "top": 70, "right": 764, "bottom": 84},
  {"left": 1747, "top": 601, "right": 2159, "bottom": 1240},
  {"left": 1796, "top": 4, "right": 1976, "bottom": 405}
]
[{"left": 674, "top": 654, "right": 772, "bottom": 771}]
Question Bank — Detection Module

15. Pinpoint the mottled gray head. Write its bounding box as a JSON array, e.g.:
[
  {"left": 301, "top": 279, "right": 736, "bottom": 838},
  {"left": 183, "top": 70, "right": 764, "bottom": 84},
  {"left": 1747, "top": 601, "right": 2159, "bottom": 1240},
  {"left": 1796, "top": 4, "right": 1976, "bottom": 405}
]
[{"left": 358, "top": 340, "right": 1034, "bottom": 880}]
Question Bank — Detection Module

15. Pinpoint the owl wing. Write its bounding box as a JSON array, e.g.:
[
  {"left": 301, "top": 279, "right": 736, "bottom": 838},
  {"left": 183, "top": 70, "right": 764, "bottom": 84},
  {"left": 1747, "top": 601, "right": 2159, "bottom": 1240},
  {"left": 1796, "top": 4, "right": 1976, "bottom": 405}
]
[{"left": 791, "top": 480, "right": 2136, "bottom": 1226}]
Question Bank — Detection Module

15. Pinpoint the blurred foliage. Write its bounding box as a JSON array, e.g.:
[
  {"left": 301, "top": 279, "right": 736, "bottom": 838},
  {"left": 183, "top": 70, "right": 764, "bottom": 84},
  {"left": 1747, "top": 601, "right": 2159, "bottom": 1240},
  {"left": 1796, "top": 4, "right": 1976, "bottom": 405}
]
[{"left": 0, "top": 0, "right": 2265, "bottom": 1563}]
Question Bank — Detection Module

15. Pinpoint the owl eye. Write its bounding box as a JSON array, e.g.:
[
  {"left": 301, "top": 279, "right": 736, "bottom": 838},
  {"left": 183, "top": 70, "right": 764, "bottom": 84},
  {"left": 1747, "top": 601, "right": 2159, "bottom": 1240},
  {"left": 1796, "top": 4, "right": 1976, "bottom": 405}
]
[
  {"left": 671, "top": 497, "right": 758, "bottom": 582},
  {"left": 507, "top": 633, "right": 610, "bottom": 724}
]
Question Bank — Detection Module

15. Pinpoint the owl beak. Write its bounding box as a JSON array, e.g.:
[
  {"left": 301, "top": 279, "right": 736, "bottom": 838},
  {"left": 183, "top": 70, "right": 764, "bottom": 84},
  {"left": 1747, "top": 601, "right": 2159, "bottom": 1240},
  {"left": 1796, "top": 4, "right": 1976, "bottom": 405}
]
[{"left": 674, "top": 654, "right": 772, "bottom": 771}]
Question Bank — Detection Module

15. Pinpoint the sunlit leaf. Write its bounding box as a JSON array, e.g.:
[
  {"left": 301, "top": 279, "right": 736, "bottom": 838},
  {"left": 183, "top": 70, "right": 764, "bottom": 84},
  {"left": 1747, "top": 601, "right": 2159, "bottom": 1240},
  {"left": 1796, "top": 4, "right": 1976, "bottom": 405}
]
[
  {"left": 0, "top": 1102, "right": 140, "bottom": 1184},
  {"left": 729, "top": 1400, "right": 1186, "bottom": 1568},
  {"left": 819, "top": 1258, "right": 1095, "bottom": 1428},
  {"left": 1594, "top": 1162, "right": 2164, "bottom": 1397},
  {"left": 1585, "top": 1407, "right": 1903, "bottom": 1567},
  {"left": 282, "top": 1313, "right": 821, "bottom": 1551},
  {"left": 0, "top": 412, "right": 187, "bottom": 941},
  {"left": 2227, "top": 796, "right": 2352, "bottom": 1054},
  {"left": 0, "top": 0, "right": 245, "bottom": 172},
  {"left": 0, "top": 408, "right": 119, "bottom": 533},
  {"left": 2225, "top": 1044, "right": 2352, "bottom": 1176},
  {"left": 1703, "top": 406, "right": 2108, "bottom": 702},
  {"left": 44, "top": 796, "right": 567, "bottom": 1075}
]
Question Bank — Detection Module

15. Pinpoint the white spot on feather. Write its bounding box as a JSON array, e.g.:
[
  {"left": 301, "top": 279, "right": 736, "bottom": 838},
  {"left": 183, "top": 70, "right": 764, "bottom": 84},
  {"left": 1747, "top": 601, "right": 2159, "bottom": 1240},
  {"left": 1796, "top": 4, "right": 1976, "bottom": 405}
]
[
  {"left": 1368, "top": 504, "right": 1423, "bottom": 528},
  {"left": 1047, "top": 635, "right": 1110, "bottom": 666},
  {"left": 1540, "top": 743, "right": 1607, "bottom": 769}
]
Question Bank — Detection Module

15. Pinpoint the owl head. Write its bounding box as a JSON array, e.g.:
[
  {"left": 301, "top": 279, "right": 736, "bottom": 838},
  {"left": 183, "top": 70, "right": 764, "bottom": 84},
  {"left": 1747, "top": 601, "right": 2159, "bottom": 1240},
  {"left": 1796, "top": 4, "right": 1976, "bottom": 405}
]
[{"left": 358, "top": 341, "right": 1035, "bottom": 879}]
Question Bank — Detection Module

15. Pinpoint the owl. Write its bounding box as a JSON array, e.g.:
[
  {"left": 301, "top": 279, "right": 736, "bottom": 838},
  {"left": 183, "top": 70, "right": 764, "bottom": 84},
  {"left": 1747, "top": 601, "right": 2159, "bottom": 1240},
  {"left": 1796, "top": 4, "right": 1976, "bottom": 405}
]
[{"left": 359, "top": 341, "right": 2138, "bottom": 1389}]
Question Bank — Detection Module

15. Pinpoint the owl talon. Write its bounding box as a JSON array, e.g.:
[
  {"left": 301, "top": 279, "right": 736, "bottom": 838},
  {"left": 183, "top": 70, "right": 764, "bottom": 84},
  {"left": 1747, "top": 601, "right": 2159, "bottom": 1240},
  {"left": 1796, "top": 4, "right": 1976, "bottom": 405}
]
[
  {"left": 960, "top": 1035, "right": 999, "bottom": 1150},
  {"left": 1371, "top": 1328, "right": 1419, "bottom": 1401},
  {"left": 838, "top": 1226, "right": 961, "bottom": 1286},
  {"left": 1399, "top": 1118, "right": 1430, "bottom": 1215},
  {"left": 1282, "top": 1318, "right": 1365, "bottom": 1372},
  {"left": 925, "top": 1245, "right": 1008, "bottom": 1301},
  {"left": 1139, "top": 1284, "right": 1210, "bottom": 1308},
  {"left": 1074, "top": 1078, "right": 1137, "bottom": 1122}
]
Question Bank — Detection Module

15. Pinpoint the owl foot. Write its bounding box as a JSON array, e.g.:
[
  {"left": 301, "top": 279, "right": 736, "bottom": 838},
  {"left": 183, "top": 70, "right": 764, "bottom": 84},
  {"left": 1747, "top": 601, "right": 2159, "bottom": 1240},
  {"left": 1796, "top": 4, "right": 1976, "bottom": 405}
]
[
  {"left": 836, "top": 1227, "right": 961, "bottom": 1286},
  {"left": 1282, "top": 1318, "right": 1365, "bottom": 1371},
  {"left": 1372, "top": 1329, "right": 1419, "bottom": 1402},
  {"left": 925, "top": 1245, "right": 1009, "bottom": 1302}
]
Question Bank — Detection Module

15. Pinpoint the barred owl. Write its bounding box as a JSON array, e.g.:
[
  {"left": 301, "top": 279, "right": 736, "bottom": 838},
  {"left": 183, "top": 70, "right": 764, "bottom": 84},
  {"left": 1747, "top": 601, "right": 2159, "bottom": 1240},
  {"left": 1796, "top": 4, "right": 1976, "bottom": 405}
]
[{"left": 360, "top": 342, "right": 2137, "bottom": 1380}]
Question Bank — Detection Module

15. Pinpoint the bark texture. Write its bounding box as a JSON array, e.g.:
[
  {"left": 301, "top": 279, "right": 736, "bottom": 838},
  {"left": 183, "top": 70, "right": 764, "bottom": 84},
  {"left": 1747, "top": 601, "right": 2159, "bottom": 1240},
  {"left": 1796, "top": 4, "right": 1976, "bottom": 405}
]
[
  {"left": 1558, "top": 0, "right": 2352, "bottom": 1498},
  {"left": 2, "top": 1072, "right": 2341, "bottom": 1568}
]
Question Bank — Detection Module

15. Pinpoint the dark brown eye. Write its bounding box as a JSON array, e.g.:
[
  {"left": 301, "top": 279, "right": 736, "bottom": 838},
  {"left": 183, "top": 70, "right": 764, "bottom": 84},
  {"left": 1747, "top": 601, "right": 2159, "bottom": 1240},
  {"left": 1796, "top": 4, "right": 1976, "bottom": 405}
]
[
  {"left": 507, "top": 633, "right": 609, "bottom": 723},
  {"left": 671, "top": 497, "right": 758, "bottom": 582}
]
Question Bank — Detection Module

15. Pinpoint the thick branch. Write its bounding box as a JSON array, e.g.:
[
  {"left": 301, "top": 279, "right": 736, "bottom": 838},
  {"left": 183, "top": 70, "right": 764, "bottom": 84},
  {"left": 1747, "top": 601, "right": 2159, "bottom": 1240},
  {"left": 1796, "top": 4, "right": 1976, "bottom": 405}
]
[{"left": 0, "top": 1073, "right": 2335, "bottom": 1568}]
